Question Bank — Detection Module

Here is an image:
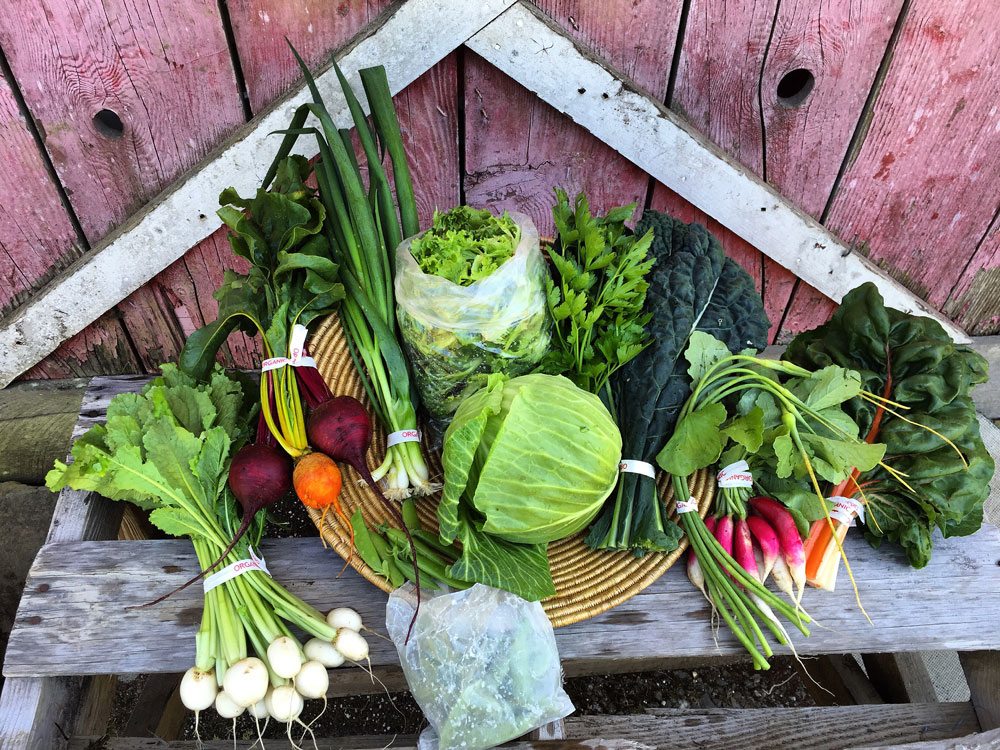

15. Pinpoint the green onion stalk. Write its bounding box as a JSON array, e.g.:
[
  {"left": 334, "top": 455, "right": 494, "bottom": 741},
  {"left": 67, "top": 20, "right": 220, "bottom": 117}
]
[{"left": 265, "top": 45, "right": 433, "bottom": 499}]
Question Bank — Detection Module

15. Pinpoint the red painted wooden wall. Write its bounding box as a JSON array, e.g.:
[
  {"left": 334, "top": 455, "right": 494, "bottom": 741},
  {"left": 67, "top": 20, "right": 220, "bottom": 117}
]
[{"left": 0, "top": 0, "right": 998, "bottom": 378}]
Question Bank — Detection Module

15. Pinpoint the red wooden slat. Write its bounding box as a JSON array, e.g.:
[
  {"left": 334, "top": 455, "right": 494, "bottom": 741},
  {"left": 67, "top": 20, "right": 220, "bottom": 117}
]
[
  {"left": 0, "top": 73, "right": 80, "bottom": 317},
  {"left": 226, "top": 0, "right": 389, "bottom": 115},
  {"left": 116, "top": 229, "right": 263, "bottom": 371},
  {"left": 0, "top": 0, "right": 245, "bottom": 242},
  {"left": 464, "top": 0, "right": 683, "bottom": 235},
  {"left": 19, "top": 312, "right": 142, "bottom": 379},
  {"left": 945, "top": 215, "right": 1000, "bottom": 335},
  {"left": 816, "top": 1, "right": 1000, "bottom": 329},
  {"left": 667, "top": 0, "right": 902, "bottom": 341},
  {"left": 1, "top": 0, "right": 246, "bottom": 376}
]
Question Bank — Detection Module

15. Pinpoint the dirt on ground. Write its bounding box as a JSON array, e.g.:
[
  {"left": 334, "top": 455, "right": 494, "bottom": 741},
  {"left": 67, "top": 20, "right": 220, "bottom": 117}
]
[{"left": 151, "top": 658, "right": 812, "bottom": 742}]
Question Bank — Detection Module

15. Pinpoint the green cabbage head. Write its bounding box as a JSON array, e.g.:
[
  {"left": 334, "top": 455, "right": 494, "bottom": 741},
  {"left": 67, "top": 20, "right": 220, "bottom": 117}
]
[{"left": 438, "top": 373, "right": 622, "bottom": 545}]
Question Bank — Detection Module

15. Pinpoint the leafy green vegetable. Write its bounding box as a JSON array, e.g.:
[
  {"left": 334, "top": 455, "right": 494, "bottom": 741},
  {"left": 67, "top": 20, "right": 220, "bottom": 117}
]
[
  {"left": 540, "top": 189, "right": 655, "bottom": 398},
  {"left": 586, "top": 211, "right": 769, "bottom": 553},
  {"left": 181, "top": 156, "right": 344, "bottom": 383},
  {"left": 408, "top": 206, "right": 520, "bottom": 286},
  {"left": 266, "top": 54, "right": 432, "bottom": 496},
  {"left": 397, "top": 212, "right": 550, "bottom": 420},
  {"left": 46, "top": 365, "right": 342, "bottom": 678},
  {"left": 783, "top": 282, "right": 994, "bottom": 567},
  {"left": 438, "top": 374, "right": 622, "bottom": 599}
]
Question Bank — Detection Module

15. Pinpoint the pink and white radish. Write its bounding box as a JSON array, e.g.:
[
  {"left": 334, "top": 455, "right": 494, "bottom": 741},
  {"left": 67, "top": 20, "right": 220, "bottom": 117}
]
[{"left": 750, "top": 497, "right": 806, "bottom": 603}]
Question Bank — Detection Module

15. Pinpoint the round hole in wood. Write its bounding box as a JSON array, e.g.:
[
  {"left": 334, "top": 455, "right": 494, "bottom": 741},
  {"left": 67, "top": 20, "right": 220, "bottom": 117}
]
[
  {"left": 93, "top": 108, "right": 125, "bottom": 139},
  {"left": 776, "top": 68, "right": 815, "bottom": 107}
]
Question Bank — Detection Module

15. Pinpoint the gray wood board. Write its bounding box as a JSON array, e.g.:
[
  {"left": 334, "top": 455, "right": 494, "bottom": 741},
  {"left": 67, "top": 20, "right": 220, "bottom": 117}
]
[
  {"left": 63, "top": 703, "right": 981, "bottom": 750},
  {"left": 5, "top": 523, "right": 1000, "bottom": 678}
]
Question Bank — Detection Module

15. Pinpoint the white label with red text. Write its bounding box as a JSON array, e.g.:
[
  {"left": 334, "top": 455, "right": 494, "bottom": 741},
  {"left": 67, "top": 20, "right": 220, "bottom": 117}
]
[
  {"left": 676, "top": 496, "right": 699, "bottom": 514},
  {"left": 829, "top": 495, "right": 865, "bottom": 526},
  {"left": 717, "top": 460, "right": 753, "bottom": 488},
  {"left": 618, "top": 459, "right": 656, "bottom": 479},
  {"left": 203, "top": 547, "right": 271, "bottom": 592},
  {"left": 386, "top": 429, "right": 422, "bottom": 448}
]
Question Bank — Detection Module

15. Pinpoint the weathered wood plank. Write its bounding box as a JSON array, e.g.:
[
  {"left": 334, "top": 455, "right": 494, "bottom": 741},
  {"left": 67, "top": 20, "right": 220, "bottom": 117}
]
[
  {"left": 796, "top": 654, "right": 883, "bottom": 706},
  {"left": 465, "top": 3, "right": 967, "bottom": 341},
  {"left": 464, "top": 0, "right": 683, "bottom": 235},
  {"left": 960, "top": 651, "right": 1000, "bottom": 730},
  {"left": 0, "top": 70, "right": 80, "bottom": 318},
  {"left": 822, "top": 0, "right": 1000, "bottom": 316},
  {"left": 227, "top": 0, "right": 386, "bottom": 115},
  {"left": 0, "top": 377, "right": 147, "bottom": 750},
  {"left": 0, "top": 0, "right": 514, "bottom": 387},
  {"left": 947, "top": 214, "right": 1000, "bottom": 336},
  {"left": 116, "top": 230, "right": 263, "bottom": 371},
  {"left": 850, "top": 726, "right": 1000, "bottom": 750},
  {"left": 0, "top": 0, "right": 244, "bottom": 243},
  {"left": 18, "top": 312, "right": 143, "bottom": 381},
  {"left": 580, "top": 703, "right": 980, "bottom": 749},
  {"left": 862, "top": 652, "right": 938, "bottom": 703},
  {"left": 0, "top": 379, "right": 86, "bottom": 484},
  {"left": 60, "top": 703, "right": 984, "bottom": 749},
  {"left": 67, "top": 738, "right": 650, "bottom": 750},
  {"left": 667, "top": 0, "right": 902, "bottom": 341},
  {"left": 6, "top": 523, "right": 1000, "bottom": 678}
]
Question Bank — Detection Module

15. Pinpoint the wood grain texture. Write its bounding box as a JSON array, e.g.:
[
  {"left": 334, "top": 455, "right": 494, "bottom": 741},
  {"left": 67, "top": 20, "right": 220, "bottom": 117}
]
[
  {"left": 7, "top": 523, "right": 1000, "bottom": 677},
  {"left": 466, "top": 4, "right": 966, "bottom": 340},
  {"left": 862, "top": 652, "right": 938, "bottom": 703},
  {"left": 463, "top": 0, "right": 683, "bottom": 235},
  {"left": 946, "top": 213, "right": 1000, "bottom": 336},
  {"left": 59, "top": 704, "right": 984, "bottom": 750},
  {"left": 823, "top": 0, "right": 1000, "bottom": 315},
  {"left": 227, "top": 0, "right": 387, "bottom": 115},
  {"left": 0, "top": 0, "right": 245, "bottom": 243},
  {"left": 850, "top": 727, "right": 1000, "bottom": 750},
  {"left": 116, "top": 229, "right": 262, "bottom": 371},
  {"left": 227, "top": 0, "right": 458, "bottom": 228},
  {"left": 0, "top": 0, "right": 494, "bottom": 384},
  {"left": 669, "top": 0, "right": 902, "bottom": 341},
  {"left": 18, "top": 312, "right": 141, "bottom": 380},
  {"left": 576, "top": 704, "right": 980, "bottom": 749},
  {"left": 0, "top": 377, "right": 142, "bottom": 750},
  {"left": 0, "top": 71, "right": 80, "bottom": 317},
  {"left": 960, "top": 651, "right": 1000, "bottom": 730}
]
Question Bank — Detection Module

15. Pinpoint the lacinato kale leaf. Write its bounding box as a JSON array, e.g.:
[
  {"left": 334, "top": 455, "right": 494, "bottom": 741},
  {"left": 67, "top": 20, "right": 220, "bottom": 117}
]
[
  {"left": 783, "top": 282, "right": 994, "bottom": 567},
  {"left": 586, "top": 211, "right": 769, "bottom": 554}
]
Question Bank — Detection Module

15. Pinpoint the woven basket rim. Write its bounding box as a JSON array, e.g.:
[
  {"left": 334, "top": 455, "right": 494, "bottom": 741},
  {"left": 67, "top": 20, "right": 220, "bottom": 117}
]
[{"left": 306, "top": 313, "right": 713, "bottom": 627}]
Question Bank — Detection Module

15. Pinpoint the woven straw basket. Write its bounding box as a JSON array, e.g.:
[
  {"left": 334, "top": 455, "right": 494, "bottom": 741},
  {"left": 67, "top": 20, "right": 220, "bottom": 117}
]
[{"left": 306, "top": 314, "right": 713, "bottom": 627}]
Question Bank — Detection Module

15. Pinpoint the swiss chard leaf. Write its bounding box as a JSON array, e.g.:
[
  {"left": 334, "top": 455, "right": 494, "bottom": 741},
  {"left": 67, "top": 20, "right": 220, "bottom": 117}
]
[{"left": 784, "top": 282, "right": 994, "bottom": 566}]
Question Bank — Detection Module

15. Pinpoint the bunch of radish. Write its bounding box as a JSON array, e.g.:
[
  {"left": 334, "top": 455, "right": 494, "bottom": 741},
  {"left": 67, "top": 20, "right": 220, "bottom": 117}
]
[
  {"left": 180, "top": 607, "right": 370, "bottom": 748},
  {"left": 689, "top": 497, "right": 806, "bottom": 607}
]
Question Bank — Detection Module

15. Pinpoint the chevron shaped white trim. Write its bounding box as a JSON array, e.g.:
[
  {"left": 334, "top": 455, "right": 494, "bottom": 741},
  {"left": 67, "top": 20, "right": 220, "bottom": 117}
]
[{"left": 0, "top": 0, "right": 967, "bottom": 385}]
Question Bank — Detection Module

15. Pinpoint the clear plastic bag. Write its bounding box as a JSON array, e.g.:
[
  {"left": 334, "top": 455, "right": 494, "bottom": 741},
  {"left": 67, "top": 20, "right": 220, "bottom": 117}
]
[
  {"left": 386, "top": 584, "right": 574, "bottom": 750},
  {"left": 394, "top": 212, "right": 551, "bottom": 420}
]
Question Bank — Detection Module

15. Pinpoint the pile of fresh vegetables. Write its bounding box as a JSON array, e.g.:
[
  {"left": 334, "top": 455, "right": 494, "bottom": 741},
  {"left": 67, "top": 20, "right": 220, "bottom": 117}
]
[
  {"left": 45, "top": 41, "right": 996, "bottom": 741},
  {"left": 46, "top": 367, "right": 371, "bottom": 742}
]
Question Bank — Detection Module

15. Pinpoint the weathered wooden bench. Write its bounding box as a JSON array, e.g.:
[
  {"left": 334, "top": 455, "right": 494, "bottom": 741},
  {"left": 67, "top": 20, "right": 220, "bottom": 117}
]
[{"left": 2, "top": 375, "right": 999, "bottom": 749}]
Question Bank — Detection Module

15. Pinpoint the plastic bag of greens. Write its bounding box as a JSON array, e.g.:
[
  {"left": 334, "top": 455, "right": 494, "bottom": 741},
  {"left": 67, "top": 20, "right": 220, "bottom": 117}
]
[
  {"left": 395, "top": 207, "right": 551, "bottom": 421},
  {"left": 386, "top": 583, "right": 574, "bottom": 750}
]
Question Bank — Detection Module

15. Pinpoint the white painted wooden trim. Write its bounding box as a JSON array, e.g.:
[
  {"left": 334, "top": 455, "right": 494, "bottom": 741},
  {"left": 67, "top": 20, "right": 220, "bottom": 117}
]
[
  {"left": 0, "top": 0, "right": 517, "bottom": 387},
  {"left": 467, "top": 3, "right": 970, "bottom": 342},
  {"left": 0, "top": 0, "right": 969, "bottom": 385}
]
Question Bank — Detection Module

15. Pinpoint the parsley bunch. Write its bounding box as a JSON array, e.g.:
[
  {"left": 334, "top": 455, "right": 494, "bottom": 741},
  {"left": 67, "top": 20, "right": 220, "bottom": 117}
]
[{"left": 541, "top": 189, "right": 655, "bottom": 402}]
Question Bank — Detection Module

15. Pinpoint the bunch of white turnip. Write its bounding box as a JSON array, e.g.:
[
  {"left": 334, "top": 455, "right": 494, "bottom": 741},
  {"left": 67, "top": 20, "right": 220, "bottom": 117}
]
[{"left": 180, "top": 606, "right": 370, "bottom": 747}]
